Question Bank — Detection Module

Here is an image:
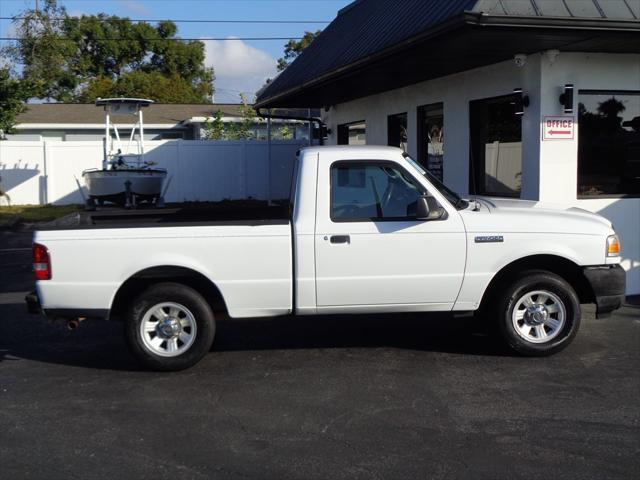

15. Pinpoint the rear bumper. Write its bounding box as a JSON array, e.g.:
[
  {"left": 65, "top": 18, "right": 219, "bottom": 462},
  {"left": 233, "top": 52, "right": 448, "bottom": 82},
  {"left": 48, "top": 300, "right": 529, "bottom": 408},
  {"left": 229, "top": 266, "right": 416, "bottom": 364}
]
[
  {"left": 583, "top": 264, "right": 626, "bottom": 318},
  {"left": 25, "top": 291, "right": 109, "bottom": 320},
  {"left": 25, "top": 291, "right": 42, "bottom": 314}
]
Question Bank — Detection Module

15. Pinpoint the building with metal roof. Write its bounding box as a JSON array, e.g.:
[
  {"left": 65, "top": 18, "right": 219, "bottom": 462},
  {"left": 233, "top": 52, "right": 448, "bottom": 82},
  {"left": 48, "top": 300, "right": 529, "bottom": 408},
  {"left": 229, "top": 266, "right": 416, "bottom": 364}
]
[{"left": 256, "top": 0, "right": 639, "bottom": 109}]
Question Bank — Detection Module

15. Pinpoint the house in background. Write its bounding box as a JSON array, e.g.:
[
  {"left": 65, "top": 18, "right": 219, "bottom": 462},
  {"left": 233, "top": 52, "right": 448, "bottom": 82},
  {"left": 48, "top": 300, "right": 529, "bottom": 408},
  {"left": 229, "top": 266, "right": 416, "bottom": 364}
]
[
  {"left": 256, "top": 0, "right": 640, "bottom": 295},
  {"left": 6, "top": 103, "right": 312, "bottom": 142}
]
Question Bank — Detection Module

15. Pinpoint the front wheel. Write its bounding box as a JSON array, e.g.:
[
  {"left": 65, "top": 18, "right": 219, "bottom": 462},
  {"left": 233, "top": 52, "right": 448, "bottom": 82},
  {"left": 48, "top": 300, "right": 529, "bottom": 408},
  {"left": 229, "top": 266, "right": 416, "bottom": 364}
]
[
  {"left": 125, "top": 283, "right": 215, "bottom": 371},
  {"left": 494, "top": 271, "right": 581, "bottom": 356}
]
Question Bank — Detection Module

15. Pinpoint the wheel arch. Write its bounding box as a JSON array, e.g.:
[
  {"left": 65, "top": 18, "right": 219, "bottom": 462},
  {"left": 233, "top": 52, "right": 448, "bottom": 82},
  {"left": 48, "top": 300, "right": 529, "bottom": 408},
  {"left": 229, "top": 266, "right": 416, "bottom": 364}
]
[
  {"left": 110, "top": 265, "right": 228, "bottom": 321},
  {"left": 479, "top": 254, "right": 595, "bottom": 310}
]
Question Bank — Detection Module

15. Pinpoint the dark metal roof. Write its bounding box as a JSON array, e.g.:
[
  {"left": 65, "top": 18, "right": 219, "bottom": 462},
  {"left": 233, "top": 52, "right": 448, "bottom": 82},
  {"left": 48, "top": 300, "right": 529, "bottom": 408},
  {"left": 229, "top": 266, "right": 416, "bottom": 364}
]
[
  {"left": 258, "top": 0, "right": 477, "bottom": 104},
  {"left": 256, "top": 0, "right": 640, "bottom": 108},
  {"left": 473, "top": 0, "right": 639, "bottom": 19}
]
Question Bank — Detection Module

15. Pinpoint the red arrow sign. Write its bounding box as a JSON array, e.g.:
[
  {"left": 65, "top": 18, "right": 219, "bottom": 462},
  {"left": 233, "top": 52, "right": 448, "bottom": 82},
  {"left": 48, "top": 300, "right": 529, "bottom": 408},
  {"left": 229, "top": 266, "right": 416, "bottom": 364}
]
[{"left": 543, "top": 116, "right": 575, "bottom": 141}]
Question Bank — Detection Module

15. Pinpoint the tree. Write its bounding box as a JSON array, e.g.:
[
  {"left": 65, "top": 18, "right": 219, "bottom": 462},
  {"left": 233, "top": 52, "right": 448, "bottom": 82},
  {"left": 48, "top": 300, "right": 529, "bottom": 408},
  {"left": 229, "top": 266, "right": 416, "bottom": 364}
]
[
  {"left": 0, "top": 67, "right": 35, "bottom": 138},
  {"left": 201, "top": 110, "right": 226, "bottom": 140},
  {"left": 5, "top": 0, "right": 75, "bottom": 101},
  {"left": 231, "top": 93, "right": 258, "bottom": 139},
  {"left": 8, "top": 0, "right": 214, "bottom": 103},
  {"left": 597, "top": 98, "right": 626, "bottom": 132},
  {"left": 276, "top": 125, "right": 293, "bottom": 140},
  {"left": 78, "top": 71, "right": 212, "bottom": 104},
  {"left": 277, "top": 30, "right": 321, "bottom": 72},
  {"left": 202, "top": 94, "right": 260, "bottom": 141}
]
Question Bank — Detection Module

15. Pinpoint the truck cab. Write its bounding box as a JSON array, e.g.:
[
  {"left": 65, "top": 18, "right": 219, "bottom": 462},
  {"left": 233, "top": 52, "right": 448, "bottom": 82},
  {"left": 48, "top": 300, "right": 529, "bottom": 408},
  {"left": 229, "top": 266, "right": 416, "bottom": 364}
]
[{"left": 293, "top": 146, "right": 467, "bottom": 314}]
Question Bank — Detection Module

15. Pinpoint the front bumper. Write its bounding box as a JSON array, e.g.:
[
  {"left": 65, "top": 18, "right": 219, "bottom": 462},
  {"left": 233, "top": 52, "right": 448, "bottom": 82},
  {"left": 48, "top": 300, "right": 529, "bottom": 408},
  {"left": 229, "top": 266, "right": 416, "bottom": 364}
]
[{"left": 583, "top": 264, "right": 626, "bottom": 318}]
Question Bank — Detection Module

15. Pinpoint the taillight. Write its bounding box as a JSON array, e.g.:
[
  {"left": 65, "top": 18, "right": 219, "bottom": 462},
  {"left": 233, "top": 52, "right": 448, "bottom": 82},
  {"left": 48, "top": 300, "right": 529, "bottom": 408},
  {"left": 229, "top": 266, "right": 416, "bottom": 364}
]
[{"left": 33, "top": 243, "right": 51, "bottom": 280}]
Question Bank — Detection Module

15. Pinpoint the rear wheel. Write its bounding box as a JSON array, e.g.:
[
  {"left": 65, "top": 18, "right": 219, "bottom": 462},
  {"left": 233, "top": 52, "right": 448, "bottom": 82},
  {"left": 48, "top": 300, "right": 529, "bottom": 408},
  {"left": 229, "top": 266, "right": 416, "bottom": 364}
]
[
  {"left": 125, "top": 283, "right": 215, "bottom": 371},
  {"left": 493, "top": 271, "right": 581, "bottom": 356}
]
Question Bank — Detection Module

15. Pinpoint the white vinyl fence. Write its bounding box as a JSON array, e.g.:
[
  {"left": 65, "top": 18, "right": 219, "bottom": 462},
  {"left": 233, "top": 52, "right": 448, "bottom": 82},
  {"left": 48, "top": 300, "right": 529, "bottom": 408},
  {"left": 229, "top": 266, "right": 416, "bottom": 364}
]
[
  {"left": 484, "top": 141, "right": 522, "bottom": 196},
  {"left": 0, "top": 140, "right": 307, "bottom": 205}
]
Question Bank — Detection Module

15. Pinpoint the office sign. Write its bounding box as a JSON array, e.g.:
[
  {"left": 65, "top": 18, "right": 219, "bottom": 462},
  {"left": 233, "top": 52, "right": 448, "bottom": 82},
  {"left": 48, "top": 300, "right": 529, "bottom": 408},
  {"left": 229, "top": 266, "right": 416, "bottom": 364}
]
[{"left": 543, "top": 116, "right": 575, "bottom": 141}]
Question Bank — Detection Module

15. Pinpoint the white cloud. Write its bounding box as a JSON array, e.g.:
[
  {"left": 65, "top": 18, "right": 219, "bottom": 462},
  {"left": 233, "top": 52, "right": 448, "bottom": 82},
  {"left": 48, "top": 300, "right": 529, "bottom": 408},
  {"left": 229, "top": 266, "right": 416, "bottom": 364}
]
[
  {"left": 122, "top": 1, "right": 152, "bottom": 16},
  {"left": 68, "top": 10, "right": 89, "bottom": 18},
  {"left": 204, "top": 38, "right": 278, "bottom": 104}
]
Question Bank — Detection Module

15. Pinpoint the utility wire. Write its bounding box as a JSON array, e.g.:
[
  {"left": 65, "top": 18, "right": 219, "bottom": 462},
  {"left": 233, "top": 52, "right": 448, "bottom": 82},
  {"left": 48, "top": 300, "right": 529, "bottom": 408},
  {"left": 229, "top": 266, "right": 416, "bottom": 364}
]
[
  {"left": 0, "top": 16, "right": 330, "bottom": 23},
  {"left": 0, "top": 36, "right": 303, "bottom": 41}
]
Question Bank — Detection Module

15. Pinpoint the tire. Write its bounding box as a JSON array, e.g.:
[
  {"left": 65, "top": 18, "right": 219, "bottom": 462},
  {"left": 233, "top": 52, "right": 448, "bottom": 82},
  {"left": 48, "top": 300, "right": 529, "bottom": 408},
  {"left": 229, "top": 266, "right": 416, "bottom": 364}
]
[
  {"left": 125, "top": 282, "right": 215, "bottom": 371},
  {"left": 493, "top": 270, "right": 581, "bottom": 356}
]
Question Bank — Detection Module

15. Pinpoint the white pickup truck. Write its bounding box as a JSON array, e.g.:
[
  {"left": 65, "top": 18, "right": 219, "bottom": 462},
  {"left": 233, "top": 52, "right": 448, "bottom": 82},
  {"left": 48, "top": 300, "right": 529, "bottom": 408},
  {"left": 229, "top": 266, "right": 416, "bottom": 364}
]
[{"left": 26, "top": 146, "right": 625, "bottom": 370}]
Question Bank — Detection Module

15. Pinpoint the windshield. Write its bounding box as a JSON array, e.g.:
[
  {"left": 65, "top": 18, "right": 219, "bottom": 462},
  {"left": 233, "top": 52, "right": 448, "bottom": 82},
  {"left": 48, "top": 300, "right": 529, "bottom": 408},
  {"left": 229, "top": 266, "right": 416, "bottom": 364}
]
[{"left": 403, "top": 154, "right": 468, "bottom": 210}]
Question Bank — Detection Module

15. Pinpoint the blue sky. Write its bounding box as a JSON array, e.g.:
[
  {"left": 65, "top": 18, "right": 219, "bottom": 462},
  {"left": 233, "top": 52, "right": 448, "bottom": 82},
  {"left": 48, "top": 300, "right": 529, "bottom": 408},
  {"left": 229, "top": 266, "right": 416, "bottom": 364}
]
[{"left": 0, "top": 0, "right": 351, "bottom": 102}]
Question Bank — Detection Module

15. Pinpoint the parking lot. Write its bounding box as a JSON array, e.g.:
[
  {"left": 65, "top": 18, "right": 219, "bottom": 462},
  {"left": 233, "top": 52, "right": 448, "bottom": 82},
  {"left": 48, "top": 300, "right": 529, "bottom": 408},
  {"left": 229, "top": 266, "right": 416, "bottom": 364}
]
[{"left": 1, "top": 229, "right": 639, "bottom": 480}]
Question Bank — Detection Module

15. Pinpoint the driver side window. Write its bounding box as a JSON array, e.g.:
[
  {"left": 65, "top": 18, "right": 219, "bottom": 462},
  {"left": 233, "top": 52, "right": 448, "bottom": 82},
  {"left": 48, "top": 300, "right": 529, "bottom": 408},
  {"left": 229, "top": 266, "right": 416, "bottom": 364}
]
[{"left": 331, "top": 162, "right": 423, "bottom": 222}]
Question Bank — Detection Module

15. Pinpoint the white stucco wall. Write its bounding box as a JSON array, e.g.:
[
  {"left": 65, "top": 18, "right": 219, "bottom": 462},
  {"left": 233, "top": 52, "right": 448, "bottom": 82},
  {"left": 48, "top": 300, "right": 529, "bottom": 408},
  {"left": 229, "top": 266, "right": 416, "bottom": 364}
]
[
  {"left": 539, "top": 53, "right": 640, "bottom": 297},
  {"left": 323, "top": 52, "right": 640, "bottom": 295}
]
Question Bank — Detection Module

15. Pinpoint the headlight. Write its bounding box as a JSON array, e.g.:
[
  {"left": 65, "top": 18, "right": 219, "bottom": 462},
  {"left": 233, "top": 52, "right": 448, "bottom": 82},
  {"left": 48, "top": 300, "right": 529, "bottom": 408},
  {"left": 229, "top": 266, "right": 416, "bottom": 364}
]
[{"left": 606, "top": 235, "right": 621, "bottom": 257}]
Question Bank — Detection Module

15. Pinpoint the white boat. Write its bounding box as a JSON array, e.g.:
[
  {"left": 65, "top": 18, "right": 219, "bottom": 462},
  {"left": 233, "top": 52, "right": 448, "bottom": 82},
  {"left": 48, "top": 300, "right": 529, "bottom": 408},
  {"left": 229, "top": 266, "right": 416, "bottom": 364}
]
[
  {"left": 82, "top": 98, "right": 167, "bottom": 209},
  {"left": 83, "top": 168, "right": 166, "bottom": 197}
]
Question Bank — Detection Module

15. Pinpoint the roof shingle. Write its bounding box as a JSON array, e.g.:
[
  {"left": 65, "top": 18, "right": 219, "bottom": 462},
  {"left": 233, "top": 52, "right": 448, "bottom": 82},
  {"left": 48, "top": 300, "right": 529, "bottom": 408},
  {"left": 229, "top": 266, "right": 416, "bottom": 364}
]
[{"left": 16, "top": 103, "right": 245, "bottom": 125}]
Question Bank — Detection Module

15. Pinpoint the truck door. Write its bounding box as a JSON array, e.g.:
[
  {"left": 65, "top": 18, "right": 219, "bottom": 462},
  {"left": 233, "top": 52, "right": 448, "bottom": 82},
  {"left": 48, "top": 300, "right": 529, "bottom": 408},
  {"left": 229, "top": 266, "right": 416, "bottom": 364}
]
[{"left": 314, "top": 160, "right": 466, "bottom": 310}]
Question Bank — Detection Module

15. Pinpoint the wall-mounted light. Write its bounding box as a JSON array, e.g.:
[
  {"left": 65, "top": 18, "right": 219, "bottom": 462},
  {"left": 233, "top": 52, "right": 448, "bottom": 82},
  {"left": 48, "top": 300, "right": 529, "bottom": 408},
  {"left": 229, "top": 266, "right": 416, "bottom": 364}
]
[
  {"left": 513, "top": 88, "right": 530, "bottom": 116},
  {"left": 559, "top": 84, "right": 574, "bottom": 114},
  {"left": 314, "top": 124, "right": 330, "bottom": 140}
]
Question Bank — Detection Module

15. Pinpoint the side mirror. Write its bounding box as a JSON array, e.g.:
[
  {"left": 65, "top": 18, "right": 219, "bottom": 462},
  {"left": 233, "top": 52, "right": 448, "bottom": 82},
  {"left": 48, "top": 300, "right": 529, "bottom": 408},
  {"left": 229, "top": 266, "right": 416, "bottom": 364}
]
[{"left": 416, "top": 195, "right": 445, "bottom": 221}]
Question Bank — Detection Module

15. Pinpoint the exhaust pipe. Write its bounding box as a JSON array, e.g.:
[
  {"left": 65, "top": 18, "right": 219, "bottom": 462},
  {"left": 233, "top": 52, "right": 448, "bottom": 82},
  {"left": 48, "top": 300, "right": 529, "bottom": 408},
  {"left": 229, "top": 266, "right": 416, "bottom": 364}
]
[{"left": 66, "top": 317, "right": 86, "bottom": 330}]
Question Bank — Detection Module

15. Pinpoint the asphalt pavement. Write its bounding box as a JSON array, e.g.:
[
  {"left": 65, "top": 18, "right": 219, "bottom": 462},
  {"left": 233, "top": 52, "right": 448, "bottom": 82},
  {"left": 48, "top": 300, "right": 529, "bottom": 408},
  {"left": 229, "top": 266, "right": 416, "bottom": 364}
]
[{"left": 1, "top": 229, "right": 639, "bottom": 480}]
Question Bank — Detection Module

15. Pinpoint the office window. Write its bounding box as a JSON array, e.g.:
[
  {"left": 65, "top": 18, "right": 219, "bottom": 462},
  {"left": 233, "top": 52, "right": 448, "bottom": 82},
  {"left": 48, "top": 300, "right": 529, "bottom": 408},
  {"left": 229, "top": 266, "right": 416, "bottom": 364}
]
[
  {"left": 331, "top": 162, "right": 423, "bottom": 221},
  {"left": 417, "top": 103, "right": 444, "bottom": 181},
  {"left": 578, "top": 90, "right": 640, "bottom": 197},
  {"left": 387, "top": 112, "right": 408, "bottom": 151},
  {"left": 337, "top": 121, "right": 366, "bottom": 145},
  {"left": 469, "top": 94, "right": 522, "bottom": 197}
]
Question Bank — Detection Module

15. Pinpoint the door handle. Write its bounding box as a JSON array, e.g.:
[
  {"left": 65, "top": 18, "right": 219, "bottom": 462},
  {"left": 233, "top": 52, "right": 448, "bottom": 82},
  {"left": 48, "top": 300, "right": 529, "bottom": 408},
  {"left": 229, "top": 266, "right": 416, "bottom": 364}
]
[{"left": 330, "top": 235, "right": 350, "bottom": 244}]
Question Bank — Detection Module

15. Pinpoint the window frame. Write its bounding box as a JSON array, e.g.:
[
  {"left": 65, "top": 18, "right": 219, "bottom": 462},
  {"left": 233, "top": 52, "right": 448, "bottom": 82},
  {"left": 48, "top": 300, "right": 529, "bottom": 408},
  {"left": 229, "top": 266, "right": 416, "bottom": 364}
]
[
  {"left": 387, "top": 111, "right": 408, "bottom": 149},
  {"left": 337, "top": 121, "right": 366, "bottom": 145},
  {"left": 329, "top": 159, "right": 433, "bottom": 223},
  {"left": 417, "top": 102, "right": 445, "bottom": 180},
  {"left": 468, "top": 93, "right": 523, "bottom": 198},
  {"left": 577, "top": 89, "right": 640, "bottom": 199}
]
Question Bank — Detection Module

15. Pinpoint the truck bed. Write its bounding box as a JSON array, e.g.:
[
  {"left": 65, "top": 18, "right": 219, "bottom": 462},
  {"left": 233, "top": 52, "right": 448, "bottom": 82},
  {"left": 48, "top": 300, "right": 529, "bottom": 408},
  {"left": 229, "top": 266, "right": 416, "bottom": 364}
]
[
  {"left": 34, "top": 199, "right": 294, "bottom": 318},
  {"left": 40, "top": 200, "right": 290, "bottom": 230}
]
